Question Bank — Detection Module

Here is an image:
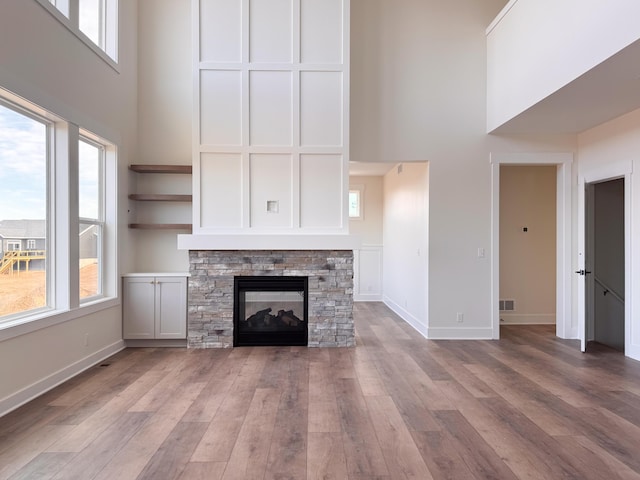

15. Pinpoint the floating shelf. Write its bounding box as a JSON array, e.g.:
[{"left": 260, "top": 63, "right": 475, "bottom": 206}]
[
  {"left": 128, "top": 194, "right": 192, "bottom": 202},
  {"left": 128, "top": 223, "right": 192, "bottom": 231},
  {"left": 128, "top": 165, "right": 193, "bottom": 230},
  {"left": 129, "top": 164, "right": 192, "bottom": 174}
]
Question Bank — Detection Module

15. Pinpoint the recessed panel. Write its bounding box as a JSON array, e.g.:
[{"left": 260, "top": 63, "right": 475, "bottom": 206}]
[
  {"left": 250, "top": 154, "right": 293, "bottom": 228},
  {"left": 200, "top": 153, "right": 242, "bottom": 228},
  {"left": 249, "top": 0, "right": 292, "bottom": 63},
  {"left": 300, "top": 154, "right": 343, "bottom": 228},
  {"left": 200, "top": 0, "right": 242, "bottom": 62},
  {"left": 250, "top": 71, "right": 292, "bottom": 146},
  {"left": 301, "top": 0, "right": 343, "bottom": 64},
  {"left": 200, "top": 70, "right": 242, "bottom": 145},
  {"left": 300, "top": 72, "right": 343, "bottom": 146}
]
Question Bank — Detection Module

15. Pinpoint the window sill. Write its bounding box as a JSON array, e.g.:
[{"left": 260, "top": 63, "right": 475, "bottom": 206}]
[{"left": 0, "top": 297, "right": 120, "bottom": 342}]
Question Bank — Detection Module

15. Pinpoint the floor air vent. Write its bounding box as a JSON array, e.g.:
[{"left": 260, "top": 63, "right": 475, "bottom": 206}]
[{"left": 499, "top": 299, "right": 515, "bottom": 311}]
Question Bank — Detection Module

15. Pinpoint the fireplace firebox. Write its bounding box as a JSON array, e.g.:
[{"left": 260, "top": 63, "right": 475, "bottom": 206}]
[{"left": 234, "top": 276, "right": 308, "bottom": 347}]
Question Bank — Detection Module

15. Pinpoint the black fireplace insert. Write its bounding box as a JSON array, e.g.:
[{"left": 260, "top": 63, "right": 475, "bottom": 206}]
[{"left": 234, "top": 276, "right": 308, "bottom": 346}]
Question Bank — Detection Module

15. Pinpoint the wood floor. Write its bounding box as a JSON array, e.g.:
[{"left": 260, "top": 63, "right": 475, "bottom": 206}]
[{"left": 2, "top": 303, "right": 640, "bottom": 479}]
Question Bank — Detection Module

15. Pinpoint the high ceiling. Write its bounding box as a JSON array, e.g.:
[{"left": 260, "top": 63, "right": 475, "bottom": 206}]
[{"left": 348, "top": 162, "right": 397, "bottom": 177}]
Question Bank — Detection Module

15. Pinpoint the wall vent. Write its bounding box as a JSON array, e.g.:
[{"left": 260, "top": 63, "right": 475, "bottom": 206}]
[{"left": 499, "top": 299, "right": 515, "bottom": 311}]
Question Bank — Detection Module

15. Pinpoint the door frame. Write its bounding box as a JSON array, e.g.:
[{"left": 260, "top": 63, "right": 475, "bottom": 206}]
[
  {"left": 490, "top": 153, "right": 573, "bottom": 340},
  {"left": 577, "top": 161, "right": 632, "bottom": 353}
]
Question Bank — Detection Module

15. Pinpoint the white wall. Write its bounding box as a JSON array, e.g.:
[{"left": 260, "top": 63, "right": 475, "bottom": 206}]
[
  {"left": 350, "top": 175, "right": 383, "bottom": 301},
  {"left": 500, "top": 166, "right": 556, "bottom": 324},
  {"left": 133, "top": 0, "right": 192, "bottom": 272},
  {"left": 352, "top": 0, "right": 506, "bottom": 338},
  {"left": 382, "top": 163, "right": 429, "bottom": 335},
  {"left": 578, "top": 107, "right": 640, "bottom": 360},
  {"left": 0, "top": 0, "right": 138, "bottom": 412},
  {"left": 351, "top": 0, "right": 578, "bottom": 339},
  {"left": 487, "top": 0, "right": 640, "bottom": 131}
]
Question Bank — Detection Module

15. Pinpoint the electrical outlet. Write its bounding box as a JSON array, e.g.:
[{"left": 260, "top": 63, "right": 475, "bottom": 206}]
[
  {"left": 456, "top": 312, "right": 464, "bottom": 323},
  {"left": 84, "top": 333, "right": 89, "bottom": 346}
]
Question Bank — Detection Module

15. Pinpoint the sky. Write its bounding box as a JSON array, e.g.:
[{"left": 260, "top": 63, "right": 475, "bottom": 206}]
[
  {"left": 0, "top": 104, "right": 99, "bottom": 222},
  {"left": 0, "top": 105, "right": 47, "bottom": 221},
  {"left": 79, "top": 0, "right": 102, "bottom": 47}
]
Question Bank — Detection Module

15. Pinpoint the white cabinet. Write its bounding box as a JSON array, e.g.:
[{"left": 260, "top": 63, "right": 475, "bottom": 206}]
[{"left": 123, "top": 275, "right": 187, "bottom": 340}]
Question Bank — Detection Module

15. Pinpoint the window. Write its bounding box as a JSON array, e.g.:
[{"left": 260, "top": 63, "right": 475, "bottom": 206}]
[
  {"left": 79, "top": 0, "right": 105, "bottom": 48},
  {"left": 349, "top": 185, "right": 364, "bottom": 220},
  {"left": 0, "top": 102, "right": 50, "bottom": 318},
  {"left": 79, "top": 137, "right": 104, "bottom": 300},
  {"left": 41, "top": 0, "right": 118, "bottom": 63},
  {"left": 0, "top": 86, "right": 117, "bottom": 329}
]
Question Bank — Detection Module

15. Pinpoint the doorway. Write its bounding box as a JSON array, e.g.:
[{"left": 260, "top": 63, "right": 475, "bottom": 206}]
[
  {"left": 585, "top": 179, "right": 625, "bottom": 352},
  {"left": 499, "top": 166, "right": 557, "bottom": 328},
  {"left": 490, "top": 153, "right": 573, "bottom": 341}
]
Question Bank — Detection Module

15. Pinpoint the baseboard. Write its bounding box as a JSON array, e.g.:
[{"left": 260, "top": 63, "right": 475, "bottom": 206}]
[
  {"left": 427, "top": 327, "right": 494, "bottom": 340},
  {"left": 0, "top": 339, "right": 125, "bottom": 417},
  {"left": 500, "top": 314, "right": 556, "bottom": 325},
  {"left": 382, "top": 296, "right": 428, "bottom": 339},
  {"left": 125, "top": 339, "right": 187, "bottom": 348},
  {"left": 354, "top": 293, "right": 383, "bottom": 302}
]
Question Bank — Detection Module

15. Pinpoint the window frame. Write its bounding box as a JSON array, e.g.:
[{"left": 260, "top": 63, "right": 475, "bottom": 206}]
[
  {"left": 349, "top": 184, "right": 365, "bottom": 221},
  {"left": 0, "top": 87, "right": 118, "bottom": 340},
  {"left": 0, "top": 97, "right": 54, "bottom": 319},
  {"left": 78, "top": 135, "right": 106, "bottom": 302},
  {"left": 37, "top": 0, "right": 119, "bottom": 69}
]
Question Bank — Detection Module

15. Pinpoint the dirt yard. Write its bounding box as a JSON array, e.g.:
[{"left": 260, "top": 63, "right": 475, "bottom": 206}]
[{"left": 0, "top": 263, "right": 97, "bottom": 317}]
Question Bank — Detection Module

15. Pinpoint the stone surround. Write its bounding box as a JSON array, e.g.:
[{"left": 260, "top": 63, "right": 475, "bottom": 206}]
[{"left": 188, "top": 250, "right": 354, "bottom": 348}]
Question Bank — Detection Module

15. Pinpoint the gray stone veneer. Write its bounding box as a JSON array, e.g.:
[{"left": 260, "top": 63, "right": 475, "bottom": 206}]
[{"left": 188, "top": 250, "right": 354, "bottom": 348}]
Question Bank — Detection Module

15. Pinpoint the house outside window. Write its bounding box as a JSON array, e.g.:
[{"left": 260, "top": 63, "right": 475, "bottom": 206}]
[
  {"left": 79, "top": 137, "right": 104, "bottom": 300},
  {"left": 0, "top": 101, "right": 49, "bottom": 318}
]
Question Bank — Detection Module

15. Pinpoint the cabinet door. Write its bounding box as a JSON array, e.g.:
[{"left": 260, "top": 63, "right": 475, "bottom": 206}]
[
  {"left": 123, "top": 277, "right": 156, "bottom": 339},
  {"left": 155, "top": 276, "right": 187, "bottom": 339}
]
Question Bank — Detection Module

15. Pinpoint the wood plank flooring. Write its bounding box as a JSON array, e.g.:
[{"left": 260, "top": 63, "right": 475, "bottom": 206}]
[{"left": 2, "top": 302, "right": 640, "bottom": 479}]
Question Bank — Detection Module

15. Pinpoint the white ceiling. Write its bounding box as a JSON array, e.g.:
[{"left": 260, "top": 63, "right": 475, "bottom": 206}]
[
  {"left": 348, "top": 161, "right": 397, "bottom": 177},
  {"left": 489, "top": 38, "right": 640, "bottom": 135}
]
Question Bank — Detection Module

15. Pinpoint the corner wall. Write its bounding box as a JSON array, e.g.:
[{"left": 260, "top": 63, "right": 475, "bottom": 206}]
[
  {"left": 382, "top": 163, "right": 429, "bottom": 335},
  {"left": 133, "top": 0, "right": 193, "bottom": 273}
]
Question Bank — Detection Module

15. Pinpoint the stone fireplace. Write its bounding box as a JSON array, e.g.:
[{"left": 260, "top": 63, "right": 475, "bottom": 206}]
[{"left": 187, "top": 250, "right": 354, "bottom": 348}]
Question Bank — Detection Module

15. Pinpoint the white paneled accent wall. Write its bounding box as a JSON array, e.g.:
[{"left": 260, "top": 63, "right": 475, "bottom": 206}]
[{"left": 193, "top": 0, "right": 349, "bottom": 234}]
